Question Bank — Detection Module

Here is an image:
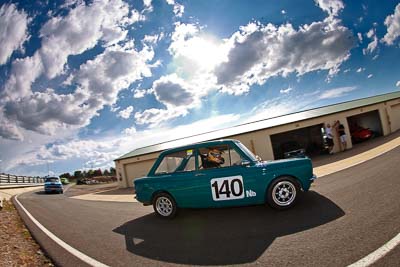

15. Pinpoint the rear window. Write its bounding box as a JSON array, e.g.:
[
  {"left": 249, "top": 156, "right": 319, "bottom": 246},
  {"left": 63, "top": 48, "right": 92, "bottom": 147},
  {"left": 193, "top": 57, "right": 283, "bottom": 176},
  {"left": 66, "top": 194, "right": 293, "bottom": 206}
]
[
  {"left": 155, "top": 149, "right": 196, "bottom": 174},
  {"left": 45, "top": 177, "right": 59, "bottom": 182}
]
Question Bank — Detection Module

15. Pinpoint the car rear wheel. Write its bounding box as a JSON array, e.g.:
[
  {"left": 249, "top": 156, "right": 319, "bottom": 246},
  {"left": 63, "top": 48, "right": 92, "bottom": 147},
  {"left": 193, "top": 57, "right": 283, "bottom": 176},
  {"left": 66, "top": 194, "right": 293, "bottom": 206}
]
[
  {"left": 267, "top": 176, "right": 299, "bottom": 210},
  {"left": 153, "top": 193, "right": 177, "bottom": 219}
]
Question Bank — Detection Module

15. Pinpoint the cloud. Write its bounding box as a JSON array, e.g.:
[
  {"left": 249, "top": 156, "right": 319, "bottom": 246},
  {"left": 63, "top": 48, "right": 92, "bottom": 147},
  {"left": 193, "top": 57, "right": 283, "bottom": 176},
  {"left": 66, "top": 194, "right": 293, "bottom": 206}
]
[
  {"left": 133, "top": 89, "right": 151, "bottom": 98},
  {"left": 2, "top": 53, "right": 43, "bottom": 101},
  {"left": 143, "top": 0, "right": 152, "bottom": 8},
  {"left": 281, "top": 10, "right": 286, "bottom": 15},
  {"left": 314, "top": 0, "right": 344, "bottom": 17},
  {"left": 137, "top": 10, "right": 355, "bottom": 126},
  {"left": 1, "top": 42, "right": 155, "bottom": 139},
  {"left": 153, "top": 74, "right": 196, "bottom": 107},
  {"left": 12, "top": 138, "right": 123, "bottom": 170},
  {"left": 134, "top": 107, "right": 188, "bottom": 126},
  {"left": 363, "top": 28, "right": 378, "bottom": 55},
  {"left": 118, "top": 106, "right": 134, "bottom": 119},
  {"left": 142, "top": 33, "right": 164, "bottom": 45},
  {"left": 3, "top": 89, "right": 90, "bottom": 136},
  {"left": 168, "top": 22, "right": 227, "bottom": 74},
  {"left": 0, "top": 0, "right": 148, "bottom": 141},
  {"left": 382, "top": 4, "right": 400, "bottom": 45},
  {"left": 122, "top": 126, "right": 137, "bottom": 135},
  {"left": 396, "top": 81, "right": 400, "bottom": 87},
  {"left": 280, "top": 86, "right": 293, "bottom": 94},
  {"left": 245, "top": 97, "right": 307, "bottom": 123},
  {"left": 0, "top": 113, "right": 24, "bottom": 141},
  {"left": 0, "top": 4, "right": 29, "bottom": 65},
  {"left": 318, "top": 86, "right": 357, "bottom": 99},
  {"left": 70, "top": 41, "right": 154, "bottom": 114},
  {"left": 166, "top": 0, "right": 184, "bottom": 17},
  {"left": 357, "top": 32, "right": 363, "bottom": 43},
  {"left": 367, "top": 74, "right": 373, "bottom": 79},
  {"left": 356, "top": 67, "right": 365, "bottom": 73},
  {"left": 39, "top": 0, "right": 139, "bottom": 79},
  {"left": 3, "top": 0, "right": 141, "bottom": 102},
  {"left": 8, "top": 113, "right": 241, "bottom": 173},
  {"left": 215, "top": 19, "right": 355, "bottom": 94}
]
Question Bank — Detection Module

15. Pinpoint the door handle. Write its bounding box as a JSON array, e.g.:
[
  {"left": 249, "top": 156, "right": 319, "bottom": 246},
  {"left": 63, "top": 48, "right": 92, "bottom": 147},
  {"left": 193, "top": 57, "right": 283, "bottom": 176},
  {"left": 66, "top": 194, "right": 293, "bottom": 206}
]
[{"left": 195, "top": 173, "right": 206, "bottom": 177}]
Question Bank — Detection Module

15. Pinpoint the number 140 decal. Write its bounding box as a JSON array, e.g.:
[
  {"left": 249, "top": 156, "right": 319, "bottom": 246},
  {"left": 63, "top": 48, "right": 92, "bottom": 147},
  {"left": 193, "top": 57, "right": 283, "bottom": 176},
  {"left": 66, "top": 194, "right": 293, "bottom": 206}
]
[{"left": 210, "top": 176, "right": 244, "bottom": 201}]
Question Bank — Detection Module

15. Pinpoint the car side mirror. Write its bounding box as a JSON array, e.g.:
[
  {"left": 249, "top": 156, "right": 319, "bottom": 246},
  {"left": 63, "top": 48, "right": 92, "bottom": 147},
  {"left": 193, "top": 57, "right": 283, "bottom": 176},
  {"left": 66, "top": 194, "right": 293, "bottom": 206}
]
[{"left": 241, "top": 160, "right": 251, "bottom": 167}]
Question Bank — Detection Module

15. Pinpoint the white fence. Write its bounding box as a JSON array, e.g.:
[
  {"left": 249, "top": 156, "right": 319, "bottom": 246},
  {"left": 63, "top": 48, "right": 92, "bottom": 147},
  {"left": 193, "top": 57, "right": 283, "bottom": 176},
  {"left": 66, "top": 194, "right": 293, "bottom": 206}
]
[{"left": 0, "top": 174, "right": 45, "bottom": 185}]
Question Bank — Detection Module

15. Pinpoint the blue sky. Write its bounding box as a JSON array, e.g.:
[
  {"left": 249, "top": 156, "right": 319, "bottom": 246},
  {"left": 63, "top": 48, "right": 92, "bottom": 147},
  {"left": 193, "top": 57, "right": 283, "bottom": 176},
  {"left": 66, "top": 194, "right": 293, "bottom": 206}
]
[{"left": 0, "top": 0, "right": 399, "bottom": 176}]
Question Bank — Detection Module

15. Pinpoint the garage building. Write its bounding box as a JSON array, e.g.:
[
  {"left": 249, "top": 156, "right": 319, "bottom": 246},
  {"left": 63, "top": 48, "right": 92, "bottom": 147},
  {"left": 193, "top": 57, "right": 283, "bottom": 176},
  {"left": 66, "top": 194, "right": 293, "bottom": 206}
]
[{"left": 115, "top": 92, "right": 400, "bottom": 188}]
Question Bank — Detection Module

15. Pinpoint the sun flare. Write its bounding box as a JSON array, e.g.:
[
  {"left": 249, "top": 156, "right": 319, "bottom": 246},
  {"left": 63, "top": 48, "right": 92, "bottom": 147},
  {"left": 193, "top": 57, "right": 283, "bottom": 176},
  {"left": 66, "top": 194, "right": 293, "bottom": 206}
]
[{"left": 180, "top": 35, "right": 225, "bottom": 71}]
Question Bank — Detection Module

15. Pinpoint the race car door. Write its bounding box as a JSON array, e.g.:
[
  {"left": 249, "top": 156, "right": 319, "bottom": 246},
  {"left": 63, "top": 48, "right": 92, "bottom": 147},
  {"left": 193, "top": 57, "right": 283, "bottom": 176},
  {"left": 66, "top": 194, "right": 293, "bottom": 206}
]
[{"left": 196, "top": 144, "right": 257, "bottom": 208}]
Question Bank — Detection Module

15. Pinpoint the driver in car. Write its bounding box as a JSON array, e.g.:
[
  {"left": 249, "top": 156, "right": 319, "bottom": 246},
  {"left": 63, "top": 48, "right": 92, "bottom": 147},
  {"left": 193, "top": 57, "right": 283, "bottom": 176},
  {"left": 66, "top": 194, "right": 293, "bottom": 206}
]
[{"left": 202, "top": 148, "right": 225, "bottom": 169}]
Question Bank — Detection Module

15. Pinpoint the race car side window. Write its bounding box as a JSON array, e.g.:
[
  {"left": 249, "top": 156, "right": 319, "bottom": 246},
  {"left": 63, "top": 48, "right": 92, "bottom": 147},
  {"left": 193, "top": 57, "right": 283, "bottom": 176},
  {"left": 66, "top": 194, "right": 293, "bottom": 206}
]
[
  {"left": 155, "top": 149, "right": 195, "bottom": 174},
  {"left": 229, "top": 146, "right": 244, "bottom": 166},
  {"left": 197, "top": 144, "right": 244, "bottom": 169}
]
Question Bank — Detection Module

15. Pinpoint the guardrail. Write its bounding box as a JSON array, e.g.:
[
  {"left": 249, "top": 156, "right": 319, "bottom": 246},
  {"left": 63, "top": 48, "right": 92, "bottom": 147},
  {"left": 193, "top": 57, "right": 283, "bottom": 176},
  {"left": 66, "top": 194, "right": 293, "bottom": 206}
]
[{"left": 0, "top": 174, "right": 45, "bottom": 185}]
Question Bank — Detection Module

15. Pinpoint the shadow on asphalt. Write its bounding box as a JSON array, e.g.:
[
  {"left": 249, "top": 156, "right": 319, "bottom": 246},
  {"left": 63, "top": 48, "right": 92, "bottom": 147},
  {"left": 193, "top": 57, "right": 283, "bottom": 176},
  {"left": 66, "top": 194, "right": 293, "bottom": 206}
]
[
  {"left": 113, "top": 191, "right": 344, "bottom": 265},
  {"left": 35, "top": 191, "right": 62, "bottom": 195}
]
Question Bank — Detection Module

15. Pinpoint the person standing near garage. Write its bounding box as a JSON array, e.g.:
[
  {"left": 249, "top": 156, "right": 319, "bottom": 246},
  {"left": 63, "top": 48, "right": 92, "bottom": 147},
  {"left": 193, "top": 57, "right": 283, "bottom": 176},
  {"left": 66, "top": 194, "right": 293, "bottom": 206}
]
[
  {"left": 325, "top": 123, "right": 334, "bottom": 154},
  {"left": 337, "top": 120, "right": 347, "bottom": 151}
]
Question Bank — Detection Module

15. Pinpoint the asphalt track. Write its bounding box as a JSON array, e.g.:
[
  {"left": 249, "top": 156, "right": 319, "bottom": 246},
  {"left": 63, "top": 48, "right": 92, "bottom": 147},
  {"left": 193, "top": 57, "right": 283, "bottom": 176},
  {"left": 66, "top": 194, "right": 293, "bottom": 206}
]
[{"left": 15, "top": 146, "right": 400, "bottom": 267}]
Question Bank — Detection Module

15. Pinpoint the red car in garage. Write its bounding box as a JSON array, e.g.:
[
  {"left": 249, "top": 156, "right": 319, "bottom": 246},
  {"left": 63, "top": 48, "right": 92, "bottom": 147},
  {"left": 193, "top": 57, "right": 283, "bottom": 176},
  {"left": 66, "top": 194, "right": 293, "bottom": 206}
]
[{"left": 350, "top": 126, "right": 374, "bottom": 143}]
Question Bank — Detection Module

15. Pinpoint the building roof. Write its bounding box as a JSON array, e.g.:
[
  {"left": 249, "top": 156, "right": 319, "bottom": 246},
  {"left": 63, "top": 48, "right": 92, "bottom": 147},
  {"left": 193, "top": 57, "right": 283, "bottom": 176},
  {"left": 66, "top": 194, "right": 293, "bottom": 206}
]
[{"left": 116, "top": 91, "right": 400, "bottom": 161}]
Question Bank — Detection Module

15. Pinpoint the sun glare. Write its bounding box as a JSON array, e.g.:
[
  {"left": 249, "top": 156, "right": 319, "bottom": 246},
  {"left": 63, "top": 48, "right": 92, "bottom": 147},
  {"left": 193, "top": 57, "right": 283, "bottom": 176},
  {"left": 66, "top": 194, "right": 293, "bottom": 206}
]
[{"left": 182, "top": 36, "right": 224, "bottom": 71}]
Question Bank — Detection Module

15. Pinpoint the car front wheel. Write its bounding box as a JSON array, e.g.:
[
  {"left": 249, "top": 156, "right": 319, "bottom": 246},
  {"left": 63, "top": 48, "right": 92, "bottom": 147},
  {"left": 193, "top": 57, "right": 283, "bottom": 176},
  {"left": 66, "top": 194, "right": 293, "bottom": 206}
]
[
  {"left": 153, "top": 193, "right": 177, "bottom": 219},
  {"left": 267, "top": 176, "right": 299, "bottom": 210}
]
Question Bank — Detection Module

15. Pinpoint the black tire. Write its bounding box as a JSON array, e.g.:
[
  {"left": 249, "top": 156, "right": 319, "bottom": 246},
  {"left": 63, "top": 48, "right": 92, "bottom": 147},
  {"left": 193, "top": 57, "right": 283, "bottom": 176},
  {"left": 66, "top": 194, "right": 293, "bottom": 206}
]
[
  {"left": 152, "top": 193, "right": 178, "bottom": 219},
  {"left": 267, "top": 176, "right": 299, "bottom": 210}
]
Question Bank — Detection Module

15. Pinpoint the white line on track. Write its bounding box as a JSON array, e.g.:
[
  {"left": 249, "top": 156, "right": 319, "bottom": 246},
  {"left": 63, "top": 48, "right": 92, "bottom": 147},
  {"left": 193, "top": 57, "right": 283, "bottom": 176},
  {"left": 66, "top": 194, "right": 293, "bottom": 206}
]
[
  {"left": 14, "top": 194, "right": 109, "bottom": 267},
  {"left": 347, "top": 233, "right": 400, "bottom": 267}
]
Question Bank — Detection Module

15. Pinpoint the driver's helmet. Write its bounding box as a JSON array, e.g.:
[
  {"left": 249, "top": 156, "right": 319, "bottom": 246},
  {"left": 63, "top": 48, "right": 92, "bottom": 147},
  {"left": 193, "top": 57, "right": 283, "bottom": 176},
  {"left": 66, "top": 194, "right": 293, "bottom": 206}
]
[{"left": 207, "top": 148, "right": 224, "bottom": 165}]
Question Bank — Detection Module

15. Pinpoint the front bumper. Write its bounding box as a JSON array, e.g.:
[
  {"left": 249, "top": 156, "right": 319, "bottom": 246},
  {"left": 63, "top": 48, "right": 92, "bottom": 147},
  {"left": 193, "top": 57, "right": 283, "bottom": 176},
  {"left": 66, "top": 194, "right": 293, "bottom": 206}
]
[{"left": 310, "top": 174, "right": 317, "bottom": 183}]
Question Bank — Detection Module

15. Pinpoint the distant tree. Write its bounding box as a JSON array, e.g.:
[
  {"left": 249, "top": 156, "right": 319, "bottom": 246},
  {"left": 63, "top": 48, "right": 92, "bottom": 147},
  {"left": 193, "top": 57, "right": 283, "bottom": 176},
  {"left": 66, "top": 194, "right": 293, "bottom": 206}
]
[
  {"left": 93, "top": 169, "right": 102, "bottom": 177},
  {"left": 59, "top": 173, "right": 71, "bottom": 179},
  {"left": 103, "top": 169, "right": 110, "bottom": 176},
  {"left": 87, "top": 169, "right": 94, "bottom": 178},
  {"left": 110, "top": 167, "right": 116, "bottom": 175},
  {"left": 73, "top": 170, "right": 83, "bottom": 179}
]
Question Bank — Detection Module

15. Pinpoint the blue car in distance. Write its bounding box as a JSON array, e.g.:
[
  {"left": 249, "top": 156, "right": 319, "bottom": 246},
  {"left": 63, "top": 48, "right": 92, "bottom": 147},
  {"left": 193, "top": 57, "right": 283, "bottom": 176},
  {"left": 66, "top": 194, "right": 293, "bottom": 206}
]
[{"left": 44, "top": 177, "right": 64, "bottom": 194}]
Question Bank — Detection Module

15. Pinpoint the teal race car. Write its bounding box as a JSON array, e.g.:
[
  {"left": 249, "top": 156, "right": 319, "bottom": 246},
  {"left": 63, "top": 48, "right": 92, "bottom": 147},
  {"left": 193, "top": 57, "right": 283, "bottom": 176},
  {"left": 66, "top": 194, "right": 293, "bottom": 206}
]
[{"left": 134, "top": 139, "right": 316, "bottom": 218}]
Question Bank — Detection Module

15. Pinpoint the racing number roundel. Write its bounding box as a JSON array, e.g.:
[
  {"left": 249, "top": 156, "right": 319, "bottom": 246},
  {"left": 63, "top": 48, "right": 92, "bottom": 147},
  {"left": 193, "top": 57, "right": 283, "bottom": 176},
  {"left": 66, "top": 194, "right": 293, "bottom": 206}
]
[{"left": 210, "top": 175, "right": 245, "bottom": 201}]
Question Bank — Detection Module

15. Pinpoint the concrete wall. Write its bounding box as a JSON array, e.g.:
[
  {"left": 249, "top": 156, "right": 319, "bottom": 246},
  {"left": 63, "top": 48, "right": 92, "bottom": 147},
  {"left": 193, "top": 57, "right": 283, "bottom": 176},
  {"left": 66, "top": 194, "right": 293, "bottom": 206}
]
[
  {"left": 116, "top": 98, "right": 400, "bottom": 188},
  {"left": 389, "top": 103, "right": 400, "bottom": 132}
]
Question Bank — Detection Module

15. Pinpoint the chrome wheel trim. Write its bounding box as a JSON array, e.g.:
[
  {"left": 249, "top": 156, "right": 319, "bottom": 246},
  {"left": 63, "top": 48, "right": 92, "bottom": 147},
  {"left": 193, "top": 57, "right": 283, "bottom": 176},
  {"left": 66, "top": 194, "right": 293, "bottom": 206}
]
[
  {"left": 155, "top": 196, "right": 173, "bottom": 217},
  {"left": 272, "top": 181, "right": 296, "bottom": 206}
]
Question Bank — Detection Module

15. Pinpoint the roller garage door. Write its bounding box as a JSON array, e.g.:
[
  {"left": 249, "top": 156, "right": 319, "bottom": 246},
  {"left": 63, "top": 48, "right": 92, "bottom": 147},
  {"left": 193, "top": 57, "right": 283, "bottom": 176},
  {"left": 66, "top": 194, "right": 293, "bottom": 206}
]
[{"left": 124, "top": 159, "right": 155, "bottom": 187}]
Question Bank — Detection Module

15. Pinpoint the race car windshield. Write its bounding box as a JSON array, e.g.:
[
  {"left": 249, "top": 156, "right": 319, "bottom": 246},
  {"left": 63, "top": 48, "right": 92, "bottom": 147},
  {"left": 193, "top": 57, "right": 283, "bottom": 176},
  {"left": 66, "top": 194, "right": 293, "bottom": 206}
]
[{"left": 235, "top": 142, "right": 258, "bottom": 162}]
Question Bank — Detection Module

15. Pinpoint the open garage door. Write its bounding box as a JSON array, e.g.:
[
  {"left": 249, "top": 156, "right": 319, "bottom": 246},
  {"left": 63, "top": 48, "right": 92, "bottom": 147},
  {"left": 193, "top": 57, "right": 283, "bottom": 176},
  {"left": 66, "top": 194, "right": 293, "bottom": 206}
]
[
  {"left": 347, "top": 110, "right": 383, "bottom": 144},
  {"left": 271, "top": 124, "right": 326, "bottom": 159}
]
